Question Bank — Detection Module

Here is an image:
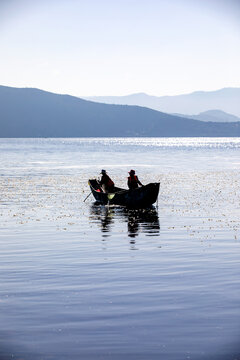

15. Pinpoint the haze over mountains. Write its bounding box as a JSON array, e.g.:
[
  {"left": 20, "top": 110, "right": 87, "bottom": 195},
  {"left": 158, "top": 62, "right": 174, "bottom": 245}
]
[
  {"left": 85, "top": 88, "right": 240, "bottom": 118},
  {"left": 0, "top": 85, "right": 240, "bottom": 138},
  {"left": 174, "top": 110, "right": 240, "bottom": 123}
]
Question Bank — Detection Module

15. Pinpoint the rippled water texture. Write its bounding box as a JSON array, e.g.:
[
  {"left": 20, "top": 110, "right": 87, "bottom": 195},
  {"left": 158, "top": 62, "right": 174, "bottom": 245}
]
[{"left": 0, "top": 138, "right": 240, "bottom": 360}]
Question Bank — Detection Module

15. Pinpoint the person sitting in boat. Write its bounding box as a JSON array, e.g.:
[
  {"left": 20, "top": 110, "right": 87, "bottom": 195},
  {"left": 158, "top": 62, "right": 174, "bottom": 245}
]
[
  {"left": 127, "top": 169, "right": 143, "bottom": 190},
  {"left": 99, "top": 169, "right": 115, "bottom": 193}
]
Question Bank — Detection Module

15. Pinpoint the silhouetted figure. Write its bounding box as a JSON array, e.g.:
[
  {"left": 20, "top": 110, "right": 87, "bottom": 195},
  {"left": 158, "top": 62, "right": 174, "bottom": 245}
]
[
  {"left": 127, "top": 169, "right": 143, "bottom": 190},
  {"left": 99, "top": 169, "right": 115, "bottom": 193}
]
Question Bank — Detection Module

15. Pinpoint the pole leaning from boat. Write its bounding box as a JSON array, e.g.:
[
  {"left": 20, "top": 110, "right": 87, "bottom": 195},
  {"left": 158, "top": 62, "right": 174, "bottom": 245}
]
[{"left": 83, "top": 192, "right": 92, "bottom": 202}]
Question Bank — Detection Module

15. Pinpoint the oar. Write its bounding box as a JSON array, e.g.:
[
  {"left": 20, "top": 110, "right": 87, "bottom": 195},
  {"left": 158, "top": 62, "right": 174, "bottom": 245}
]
[{"left": 83, "top": 192, "right": 92, "bottom": 202}]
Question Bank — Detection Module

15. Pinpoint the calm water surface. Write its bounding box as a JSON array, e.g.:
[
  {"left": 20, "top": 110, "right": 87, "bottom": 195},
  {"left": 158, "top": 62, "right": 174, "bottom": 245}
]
[{"left": 0, "top": 138, "right": 240, "bottom": 360}]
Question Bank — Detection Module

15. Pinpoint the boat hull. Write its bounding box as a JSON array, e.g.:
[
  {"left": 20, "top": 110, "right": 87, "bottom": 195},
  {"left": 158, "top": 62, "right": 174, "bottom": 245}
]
[{"left": 88, "top": 179, "right": 160, "bottom": 209}]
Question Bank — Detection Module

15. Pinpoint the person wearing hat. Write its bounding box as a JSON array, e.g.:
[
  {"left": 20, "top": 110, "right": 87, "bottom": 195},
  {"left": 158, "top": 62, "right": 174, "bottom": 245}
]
[
  {"left": 99, "top": 170, "right": 115, "bottom": 193},
  {"left": 127, "top": 170, "right": 143, "bottom": 190}
]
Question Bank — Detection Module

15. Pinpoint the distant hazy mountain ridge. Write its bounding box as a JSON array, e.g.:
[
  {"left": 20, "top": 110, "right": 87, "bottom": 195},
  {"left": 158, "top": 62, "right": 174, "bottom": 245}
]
[
  {"left": 85, "top": 88, "right": 240, "bottom": 118},
  {"left": 173, "top": 110, "right": 240, "bottom": 123},
  {"left": 0, "top": 85, "right": 240, "bottom": 137}
]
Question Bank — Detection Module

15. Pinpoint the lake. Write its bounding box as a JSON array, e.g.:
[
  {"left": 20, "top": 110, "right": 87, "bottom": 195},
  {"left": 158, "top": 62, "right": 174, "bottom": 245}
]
[{"left": 0, "top": 137, "right": 240, "bottom": 360}]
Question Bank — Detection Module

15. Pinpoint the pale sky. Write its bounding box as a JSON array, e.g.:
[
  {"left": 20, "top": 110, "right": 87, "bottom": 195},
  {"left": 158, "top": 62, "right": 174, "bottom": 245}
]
[{"left": 0, "top": 0, "right": 240, "bottom": 97}]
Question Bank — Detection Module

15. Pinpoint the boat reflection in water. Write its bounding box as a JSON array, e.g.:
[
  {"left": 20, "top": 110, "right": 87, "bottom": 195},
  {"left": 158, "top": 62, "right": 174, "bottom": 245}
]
[{"left": 89, "top": 204, "right": 160, "bottom": 239}]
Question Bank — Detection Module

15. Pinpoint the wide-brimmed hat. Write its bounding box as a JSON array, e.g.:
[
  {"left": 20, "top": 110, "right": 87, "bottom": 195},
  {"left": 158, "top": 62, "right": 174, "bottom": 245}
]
[
  {"left": 100, "top": 169, "right": 107, "bottom": 174},
  {"left": 129, "top": 169, "right": 135, "bottom": 174}
]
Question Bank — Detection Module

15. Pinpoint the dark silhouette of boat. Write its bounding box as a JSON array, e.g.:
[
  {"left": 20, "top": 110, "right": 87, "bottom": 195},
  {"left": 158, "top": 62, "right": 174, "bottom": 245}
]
[{"left": 88, "top": 179, "right": 160, "bottom": 209}]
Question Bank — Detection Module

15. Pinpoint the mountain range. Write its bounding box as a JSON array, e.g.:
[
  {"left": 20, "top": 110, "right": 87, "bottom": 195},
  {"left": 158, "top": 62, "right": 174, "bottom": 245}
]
[
  {"left": 85, "top": 88, "right": 240, "bottom": 118},
  {"left": 173, "top": 110, "right": 240, "bottom": 123},
  {"left": 0, "top": 85, "right": 240, "bottom": 137}
]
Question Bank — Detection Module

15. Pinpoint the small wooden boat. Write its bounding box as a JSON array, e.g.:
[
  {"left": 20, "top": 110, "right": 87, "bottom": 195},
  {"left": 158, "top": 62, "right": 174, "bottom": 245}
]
[{"left": 88, "top": 179, "right": 160, "bottom": 208}]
